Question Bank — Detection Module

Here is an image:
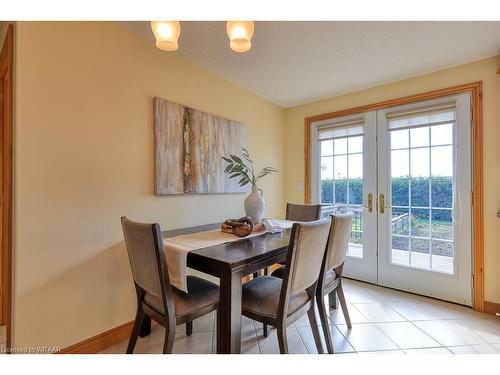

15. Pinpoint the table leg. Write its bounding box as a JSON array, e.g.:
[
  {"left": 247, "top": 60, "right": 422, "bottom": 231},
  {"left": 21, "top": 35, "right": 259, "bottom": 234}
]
[{"left": 217, "top": 270, "right": 242, "bottom": 354}]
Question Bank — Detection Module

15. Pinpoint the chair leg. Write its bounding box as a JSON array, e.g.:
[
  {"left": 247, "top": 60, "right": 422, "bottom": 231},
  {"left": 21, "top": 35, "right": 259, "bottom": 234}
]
[
  {"left": 264, "top": 267, "right": 269, "bottom": 276},
  {"left": 162, "top": 325, "right": 176, "bottom": 354},
  {"left": 337, "top": 283, "right": 352, "bottom": 329},
  {"left": 316, "top": 293, "right": 334, "bottom": 354},
  {"left": 126, "top": 308, "right": 145, "bottom": 354},
  {"left": 263, "top": 323, "right": 268, "bottom": 337},
  {"left": 186, "top": 321, "right": 193, "bottom": 336},
  {"left": 276, "top": 323, "right": 289, "bottom": 354},
  {"left": 328, "top": 290, "right": 337, "bottom": 309},
  {"left": 307, "top": 304, "right": 324, "bottom": 354}
]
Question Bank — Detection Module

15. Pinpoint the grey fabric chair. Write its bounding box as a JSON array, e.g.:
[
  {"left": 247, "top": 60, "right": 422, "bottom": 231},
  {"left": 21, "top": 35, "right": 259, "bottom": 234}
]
[
  {"left": 316, "top": 213, "right": 354, "bottom": 354},
  {"left": 285, "top": 203, "right": 322, "bottom": 222},
  {"left": 121, "top": 217, "right": 219, "bottom": 354},
  {"left": 242, "top": 218, "right": 332, "bottom": 354},
  {"left": 260, "top": 202, "right": 321, "bottom": 336}
]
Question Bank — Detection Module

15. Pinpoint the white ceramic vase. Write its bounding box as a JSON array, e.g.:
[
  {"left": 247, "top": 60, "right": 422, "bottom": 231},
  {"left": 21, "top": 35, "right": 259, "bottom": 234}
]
[{"left": 244, "top": 187, "right": 265, "bottom": 224}]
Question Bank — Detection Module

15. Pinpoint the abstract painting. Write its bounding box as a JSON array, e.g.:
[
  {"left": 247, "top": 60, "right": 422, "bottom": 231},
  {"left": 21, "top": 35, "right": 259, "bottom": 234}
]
[{"left": 154, "top": 97, "right": 249, "bottom": 195}]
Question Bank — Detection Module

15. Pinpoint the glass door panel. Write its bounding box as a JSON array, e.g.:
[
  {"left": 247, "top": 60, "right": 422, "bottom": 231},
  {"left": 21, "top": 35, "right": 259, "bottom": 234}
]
[{"left": 377, "top": 94, "right": 472, "bottom": 305}]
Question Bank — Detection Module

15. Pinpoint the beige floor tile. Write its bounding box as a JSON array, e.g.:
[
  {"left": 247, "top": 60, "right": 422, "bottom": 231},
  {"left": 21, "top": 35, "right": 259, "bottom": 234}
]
[
  {"left": 336, "top": 323, "right": 398, "bottom": 352},
  {"left": 413, "top": 320, "right": 486, "bottom": 346},
  {"left": 375, "top": 322, "right": 441, "bottom": 349},
  {"left": 405, "top": 347, "right": 453, "bottom": 354},
  {"left": 296, "top": 324, "right": 355, "bottom": 354},
  {"left": 448, "top": 318, "right": 500, "bottom": 344},
  {"left": 358, "top": 350, "right": 405, "bottom": 354},
  {"left": 328, "top": 303, "right": 369, "bottom": 324},
  {"left": 172, "top": 332, "right": 213, "bottom": 354},
  {"left": 388, "top": 302, "right": 442, "bottom": 321},
  {"left": 447, "top": 344, "right": 500, "bottom": 354},
  {"left": 255, "top": 325, "right": 308, "bottom": 354},
  {"left": 353, "top": 303, "right": 406, "bottom": 323}
]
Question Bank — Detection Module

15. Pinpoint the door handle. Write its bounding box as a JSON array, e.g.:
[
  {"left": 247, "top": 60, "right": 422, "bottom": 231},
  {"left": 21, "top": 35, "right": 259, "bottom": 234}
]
[
  {"left": 363, "top": 193, "right": 373, "bottom": 213},
  {"left": 379, "top": 193, "right": 390, "bottom": 214}
]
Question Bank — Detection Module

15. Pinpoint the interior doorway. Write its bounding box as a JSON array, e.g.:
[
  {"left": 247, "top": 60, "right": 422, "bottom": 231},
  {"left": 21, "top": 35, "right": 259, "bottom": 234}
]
[{"left": 0, "top": 23, "right": 13, "bottom": 353}]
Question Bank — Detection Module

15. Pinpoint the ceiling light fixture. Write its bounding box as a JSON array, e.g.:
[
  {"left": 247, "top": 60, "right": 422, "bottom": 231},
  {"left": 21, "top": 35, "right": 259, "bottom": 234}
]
[
  {"left": 226, "top": 21, "right": 254, "bottom": 53},
  {"left": 151, "top": 21, "right": 181, "bottom": 51}
]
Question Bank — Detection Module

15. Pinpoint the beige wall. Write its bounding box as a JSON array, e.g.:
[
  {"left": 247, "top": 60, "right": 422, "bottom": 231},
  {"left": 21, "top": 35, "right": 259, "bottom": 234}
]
[
  {"left": 13, "top": 22, "right": 285, "bottom": 348},
  {"left": 284, "top": 55, "right": 500, "bottom": 304}
]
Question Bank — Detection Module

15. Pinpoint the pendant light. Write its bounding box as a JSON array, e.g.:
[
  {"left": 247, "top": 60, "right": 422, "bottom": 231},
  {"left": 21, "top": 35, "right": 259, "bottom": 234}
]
[
  {"left": 151, "top": 21, "right": 181, "bottom": 51},
  {"left": 226, "top": 21, "right": 254, "bottom": 53}
]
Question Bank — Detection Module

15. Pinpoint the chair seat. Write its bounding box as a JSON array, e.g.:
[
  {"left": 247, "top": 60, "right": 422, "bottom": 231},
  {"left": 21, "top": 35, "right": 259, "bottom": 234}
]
[
  {"left": 144, "top": 276, "right": 219, "bottom": 318},
  {"left": 272, "top": 266, "right": 337, "bottom": 288},
  {"left": 242, "top": 276, "right": 308, "bottom": 319}
]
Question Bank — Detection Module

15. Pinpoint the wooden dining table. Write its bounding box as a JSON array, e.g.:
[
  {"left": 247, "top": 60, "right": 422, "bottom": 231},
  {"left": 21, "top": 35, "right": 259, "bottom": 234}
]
[{"left": 155, "top": 223, "right": 291, "bottom": 354}]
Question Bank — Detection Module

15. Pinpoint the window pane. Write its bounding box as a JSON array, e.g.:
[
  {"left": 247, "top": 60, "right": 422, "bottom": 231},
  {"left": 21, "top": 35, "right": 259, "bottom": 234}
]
[
  {"left": 321, "top": 140, "right": 333, "bottom": 156},
  {"left": 411, "top": 178, "right": 429, "bottom": 207},
  {"left": 411, "top": 148, "right": 430, "bottom": 177},
  {"left": 431, "top": 240, "right": 454, "bottom": 274},
  {"left": 348, "top": 153, "right": 363, "bottom": 179},
  {"left": 431, "top": 123, "right": 453, "bottom": 146},
  {"left": 431, "top": 209, "right": 453, "bottom": 240},
  {"left": 431, "top": 177, "right": 453, "bottom": 208},
  {"left": 348, "top": 136, "right": 363, "bottom": 153},
  {"left": 334, "top": 138, "right": 347, "bottom": 155},
  {"left": 411, "top": 208, "right": 430, "bottom": 237},
  {"left": 392, "top": 236, "right": 409, "bottom": 266},
  {"left": 391, "top": 129, "right": 409, "bottom": 149},
  {"left": 392, "top": 207, "right": 409, "bottom": 236},
  {"left": 320, "top": 157, "right": 333, "bottom": 180},
  {"left": 334, "top": 180, "right": 347, "bottom": 204},
  {"left": 392, "top": 178, "right": 409, "bottom": 206},
  {"left": 321, "top": 180, "right": 333, "bottom": 204},
  {"left": 349, "top": 179, "right": 363, "bottom": 204},
  {"left": 391, "top": 149, "right": 409, "bottom": 177},
  {"left": 410, "top": 238, "right": 430, "bottom": 270},
  {"left": 334, "top": 155, "right": 347, "bottom": 179},
  {"left": 410, "top": 126, "right": 429, "bottom": 148},
  {"left": 431, "top": 145, "right": 453, "bottom": 177}
]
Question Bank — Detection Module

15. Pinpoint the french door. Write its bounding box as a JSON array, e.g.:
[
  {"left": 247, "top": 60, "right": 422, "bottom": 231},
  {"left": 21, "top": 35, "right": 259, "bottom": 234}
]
[{"left": 310, "top": 93, "right": 473, "bottom": 305}]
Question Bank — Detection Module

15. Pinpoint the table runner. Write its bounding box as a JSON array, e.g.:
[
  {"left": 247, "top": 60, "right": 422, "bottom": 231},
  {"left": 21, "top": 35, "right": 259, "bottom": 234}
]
[{"left": 164, "top": 220, "right": 294, "bottom": 292}]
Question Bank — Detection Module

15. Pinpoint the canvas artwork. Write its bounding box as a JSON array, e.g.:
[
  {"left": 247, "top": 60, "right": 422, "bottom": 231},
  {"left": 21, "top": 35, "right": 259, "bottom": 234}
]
[{"left": 154, "top": 97, "right": 249, "bottom": 195}]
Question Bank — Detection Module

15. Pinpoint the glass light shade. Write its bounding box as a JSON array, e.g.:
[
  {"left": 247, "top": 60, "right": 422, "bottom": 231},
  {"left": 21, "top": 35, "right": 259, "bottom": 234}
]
[
  {"left": 151, "top": 21, "right": 181, "bottom": 51},
  {"left": 226, "top": 21, "right": 254, "bottom": 52}
]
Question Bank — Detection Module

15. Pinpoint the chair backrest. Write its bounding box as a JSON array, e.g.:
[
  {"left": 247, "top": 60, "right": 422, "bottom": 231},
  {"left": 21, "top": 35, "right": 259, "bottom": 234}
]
[
  {"left": 286, "top": 203, "right": 322, "bottom": 222},
  {"left": 324, "top": 214, "right": 354, "bottom": 272},
  {"left": 282, "top": 218, "right": 331, "bottom": 296},
  {"left": 121, "top": 217, "right": 169, "bottom": 300}
]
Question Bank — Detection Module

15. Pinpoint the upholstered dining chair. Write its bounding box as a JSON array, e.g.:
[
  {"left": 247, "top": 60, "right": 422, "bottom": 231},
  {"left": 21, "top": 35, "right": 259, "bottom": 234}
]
[
  {"left": 285, "top": 202, "right": 322, "bottom": 222},
  {"left": 121, "top": 217, "right": 219, "bottom": 354},
  {"left": 242, "top": 218, "right": 332, "bottom": 354},
  {"left": 316, "top": 213, "right": 354, "bottom": 354},
  {"left": 259, "top": 202, "right": 322, "bottom": 336}
]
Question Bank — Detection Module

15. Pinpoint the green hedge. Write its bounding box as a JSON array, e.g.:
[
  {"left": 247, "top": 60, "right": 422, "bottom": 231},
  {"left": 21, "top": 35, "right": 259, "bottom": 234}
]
[{"left": 321, "top": 177, "right": 452, "bottom": 221}]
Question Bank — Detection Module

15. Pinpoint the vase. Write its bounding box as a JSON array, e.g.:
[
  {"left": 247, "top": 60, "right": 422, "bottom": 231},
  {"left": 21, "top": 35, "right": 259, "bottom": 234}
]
[{"left": 244, "top": 187, "right": 265, "bottom": 224}]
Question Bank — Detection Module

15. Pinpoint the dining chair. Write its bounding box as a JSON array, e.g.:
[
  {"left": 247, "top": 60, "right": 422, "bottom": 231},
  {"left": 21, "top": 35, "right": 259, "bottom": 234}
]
[
  {"left": 242, "top": 218, "right": 332, "bottom": 354},
  {"left": 121, "top": 217, "right": 219, "bottom": 354},
  {"left": 316, "top": 213, "right": 354, "bottom": 354},
  {"left": 259, "top": 202, "right": 322, "bottom": 336}
]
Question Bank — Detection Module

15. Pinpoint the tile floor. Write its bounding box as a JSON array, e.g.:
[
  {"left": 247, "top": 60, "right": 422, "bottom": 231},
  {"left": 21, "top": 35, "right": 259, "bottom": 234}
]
[{"left": 99, "top": 279, "right": 500, "bottom": 354}]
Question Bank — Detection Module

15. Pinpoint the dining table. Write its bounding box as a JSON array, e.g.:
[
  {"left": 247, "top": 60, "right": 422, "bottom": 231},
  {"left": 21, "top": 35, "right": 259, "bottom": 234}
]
[{"left": 139, "top": 222, "right": 292, "bottom": 354}]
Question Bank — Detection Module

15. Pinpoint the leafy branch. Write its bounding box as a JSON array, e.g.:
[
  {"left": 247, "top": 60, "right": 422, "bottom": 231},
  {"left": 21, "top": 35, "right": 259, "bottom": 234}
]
[{"left": 222, "top": 147, "right": 278, "bottom": 187}]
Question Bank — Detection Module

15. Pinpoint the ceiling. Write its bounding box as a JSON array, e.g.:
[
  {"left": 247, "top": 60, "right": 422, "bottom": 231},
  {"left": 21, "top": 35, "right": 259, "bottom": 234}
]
[{"left": 124, "top": 21, "right": 500, "bottom": 108}]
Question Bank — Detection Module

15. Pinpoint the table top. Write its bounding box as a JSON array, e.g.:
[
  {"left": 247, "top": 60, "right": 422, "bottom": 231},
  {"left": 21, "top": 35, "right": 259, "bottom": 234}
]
[{"left": 162, "top": 223, "right": 291, "bottom": 276}]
